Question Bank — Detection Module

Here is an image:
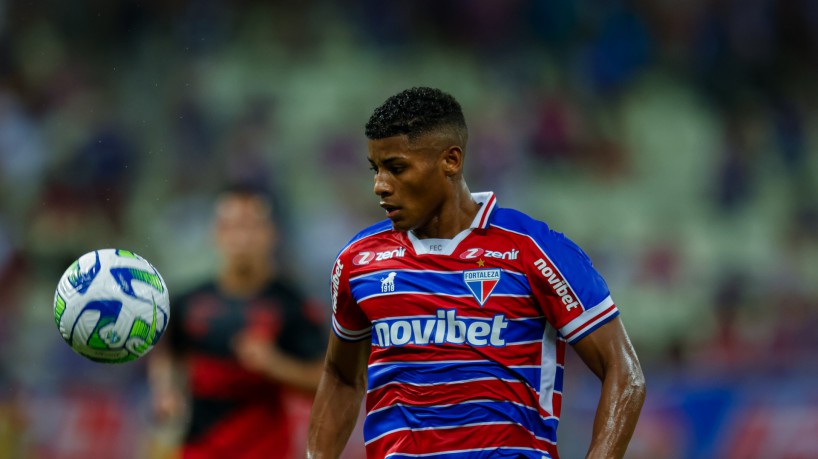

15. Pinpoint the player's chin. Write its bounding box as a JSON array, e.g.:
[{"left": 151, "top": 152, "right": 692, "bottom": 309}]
[
  {"left": 389, "top": 217, "right": 413, "bottom": 232},
  {"left": 228, "top": 253, "right": 261, "bottom": 269}
]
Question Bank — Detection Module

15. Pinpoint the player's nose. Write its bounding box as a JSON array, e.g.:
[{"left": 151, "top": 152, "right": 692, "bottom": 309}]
[{"left": 373, "top": 172, "right": 392, "bottom": 197}]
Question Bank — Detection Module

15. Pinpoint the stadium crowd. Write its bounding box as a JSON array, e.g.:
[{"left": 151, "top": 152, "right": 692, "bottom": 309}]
[{"left": 0, "top": 1, "right": 816, "bottom": 458}]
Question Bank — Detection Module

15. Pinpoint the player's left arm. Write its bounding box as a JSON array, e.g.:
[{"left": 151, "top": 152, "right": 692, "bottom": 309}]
[
  {"left": 572, "top": 316, "right": 646, "bottom": 459},
  {"left": 233, "top": 296, "right": 327, "bottom": 393},
  {"left": 233, "top": 335, "right": 324, "bottom": 392}
]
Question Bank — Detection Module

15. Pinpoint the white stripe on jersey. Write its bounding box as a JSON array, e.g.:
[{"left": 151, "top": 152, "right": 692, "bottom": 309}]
[
  {"left": 538, "top": 322, "right": 559, "bottom": 414},
  {"left": 332, "top": 315, "right": 371, "bottom": 339},
  {"left": 558, "top": 295, "right": 615, "bottom": 341}
]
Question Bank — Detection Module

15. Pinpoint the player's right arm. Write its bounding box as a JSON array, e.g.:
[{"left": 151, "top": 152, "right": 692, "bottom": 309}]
[
  {"left": 148, "top": 296, "right": 187, "bottom": 422},
  {"left": 307, "top": 249, "right": 372, "bottom": 458},
  {"left": 148, "top": 347, "right": 186, "bottom": 421},
  {"left": 306, "top": 334, "right": 370, "bottom": 458}
]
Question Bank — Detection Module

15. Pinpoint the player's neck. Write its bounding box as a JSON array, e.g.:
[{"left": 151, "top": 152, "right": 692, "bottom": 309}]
[
  {"left": 218, "top": 262, "right": 275, "bottom": 297},
  {"left": 412, "top": 183, "right": 480, "bottom": 240}
]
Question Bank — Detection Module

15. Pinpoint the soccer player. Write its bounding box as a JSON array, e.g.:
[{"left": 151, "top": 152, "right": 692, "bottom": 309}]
[
  {"left": 306, "top": 87, "right": 645, "bottom": 459},
  {"left": 149, "top": 184, "right": 327, "bottom": 459}
]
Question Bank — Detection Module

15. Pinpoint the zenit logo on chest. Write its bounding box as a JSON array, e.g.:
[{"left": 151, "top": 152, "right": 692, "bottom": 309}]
[
  {"left": 459, "top": 248, "right": 519, "bottom": 260},
  {"left": 353, "top": 247, "right": 406, "bottom": 265}
]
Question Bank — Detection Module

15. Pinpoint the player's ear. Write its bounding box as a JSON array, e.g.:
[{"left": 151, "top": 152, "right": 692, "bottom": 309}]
[{"left": 441, "top": 145, "right": 464, "bottom": 177}]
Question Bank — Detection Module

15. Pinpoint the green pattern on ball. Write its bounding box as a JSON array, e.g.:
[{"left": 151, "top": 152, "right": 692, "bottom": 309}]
[
  {"left": 129, "top": 268, "right": 165, "bottom": 293},
  {"left": 88, "top": 317, "right": 117, "bottom": 350},
  {"left": 66, "top": 260, "right": 81, "bottom": 285},
  {"left": 54, "top": 294, "right": 66, "bottom": 327},
  {"left": 130, "top": 298, "right": 158, "bottom": 354},
  {"left": 116, "top": 249, "right": 138, "bottom": 258},
  {"left": 84, "top": 300, "right": 157, "bottom": 363}
]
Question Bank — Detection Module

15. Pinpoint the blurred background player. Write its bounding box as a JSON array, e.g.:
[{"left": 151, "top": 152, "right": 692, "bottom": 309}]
[{"left": 148, "top": 183, "right": 327, "bottom": 459}]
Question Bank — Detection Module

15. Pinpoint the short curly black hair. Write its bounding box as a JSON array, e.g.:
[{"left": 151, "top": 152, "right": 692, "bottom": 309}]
[{"left": 365, "top": 87, "right": 467, "bottom": 143}]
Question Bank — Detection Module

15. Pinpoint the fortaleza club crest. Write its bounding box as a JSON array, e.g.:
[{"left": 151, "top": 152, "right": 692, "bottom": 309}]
[{"left": 463, "top": 269, "right": 501, "bottom": 306}]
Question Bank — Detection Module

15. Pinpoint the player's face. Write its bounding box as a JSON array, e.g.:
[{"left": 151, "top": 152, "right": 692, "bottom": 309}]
[
  {"left": 213, "top": 195, "right": 276, "bottom": 265},
  {"left": 368, "top": 135, "right": 452, "bottom": 234}
]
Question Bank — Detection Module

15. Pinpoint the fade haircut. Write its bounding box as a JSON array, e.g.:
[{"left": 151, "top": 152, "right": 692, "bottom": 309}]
[{"left": 365, "top": 87, "right": 468, "bottom": 145}]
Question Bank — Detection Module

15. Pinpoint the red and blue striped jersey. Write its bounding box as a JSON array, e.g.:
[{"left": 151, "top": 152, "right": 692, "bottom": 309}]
[{"left": 331, "top": 192, "right": 619, "bottom": 459}]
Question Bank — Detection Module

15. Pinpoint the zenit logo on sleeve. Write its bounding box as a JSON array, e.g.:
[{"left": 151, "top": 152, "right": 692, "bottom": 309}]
[{"left": 534, "top": 258, "right": 580, "bottom": 311}]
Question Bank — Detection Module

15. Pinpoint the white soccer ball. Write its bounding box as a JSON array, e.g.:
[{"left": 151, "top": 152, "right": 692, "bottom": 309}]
[{"left": 54, "top": 248, "right": 170, "bottom": 364}]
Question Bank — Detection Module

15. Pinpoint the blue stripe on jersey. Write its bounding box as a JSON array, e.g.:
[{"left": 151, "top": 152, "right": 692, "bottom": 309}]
[
  {"left": 350, "top": 270, "right": 530, "bottom": 302},
  {"left": 386, "top": 449, "right": 552, "bottom": 459},
  {"left": 365, "top": 400, "right": 558, "bottom": 444},
  {"left": 368, "top": 361, "right": 541, "bottom": 392},
  {"left": 554, "top": 365, "right": 564, "bottom": 393},
  {"left": 370, "top": 315, "right": 545, "bottom": 347}
]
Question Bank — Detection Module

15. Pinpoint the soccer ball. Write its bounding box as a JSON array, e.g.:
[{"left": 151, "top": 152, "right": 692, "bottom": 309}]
[{"left": 54, "top": 248, "right": 170, "bottom": 363}]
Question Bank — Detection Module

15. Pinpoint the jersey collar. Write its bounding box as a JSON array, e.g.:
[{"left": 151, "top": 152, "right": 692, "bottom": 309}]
[{"left": 469, "top": 191, "right": 497, "bottom": 230}]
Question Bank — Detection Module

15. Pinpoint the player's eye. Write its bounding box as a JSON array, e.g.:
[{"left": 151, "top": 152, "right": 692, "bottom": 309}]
[{"left": 369, "top": 165, "right": 378, "bottom": 173}]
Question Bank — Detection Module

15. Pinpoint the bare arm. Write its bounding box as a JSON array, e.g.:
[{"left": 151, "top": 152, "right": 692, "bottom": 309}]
[
  {"left": 572, "top": 316, "right": 646, "bottom": 459},
  {"left": 147, "top": 348, "right": 186, "bottom": 421},
  {"left": 233, "top": 334, "right": 325, "bottom": 393},
  {"left": 306, "top": 334, "right": 371, "bottom": 459}
]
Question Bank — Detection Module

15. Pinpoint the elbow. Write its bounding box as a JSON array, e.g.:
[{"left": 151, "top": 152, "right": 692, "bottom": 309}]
[{"left": 628, "top": 364, "right": 647, "bottom": 406}]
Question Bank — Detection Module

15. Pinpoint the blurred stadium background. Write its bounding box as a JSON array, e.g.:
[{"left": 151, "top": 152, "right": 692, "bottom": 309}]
[{"left": 1, "top": 1, "right": 817, "bottom": 458}]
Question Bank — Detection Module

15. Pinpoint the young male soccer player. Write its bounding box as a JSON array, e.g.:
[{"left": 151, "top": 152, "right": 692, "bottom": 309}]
[
  {"left": 306, "top": 87, "right": 646, "bottom": 458},
  {"left": 149, "top": 184, "right": 326, "bottom": 459}
]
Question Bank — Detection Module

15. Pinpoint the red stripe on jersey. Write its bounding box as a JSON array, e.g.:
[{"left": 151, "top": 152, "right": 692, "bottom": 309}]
[
  {"left": 369, "top": 341, "right": 545, "bottom": 368},
  {"left": 367, "top": 378, "right": 549, "bottom": 417},
  {"left": 366, "top": 422, "right": 556, "bottom": 458},
  {"left": 552, "top": 391, "right": 563, "bottom": 419}
]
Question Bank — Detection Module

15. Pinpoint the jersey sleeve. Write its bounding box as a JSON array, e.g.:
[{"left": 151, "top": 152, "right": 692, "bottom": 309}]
[
  {"left": 526, "top": 227, "right": 619, "bottom": 345},
  {"left": 330, "top": 251, "right": 371, "bottom": 342}
]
